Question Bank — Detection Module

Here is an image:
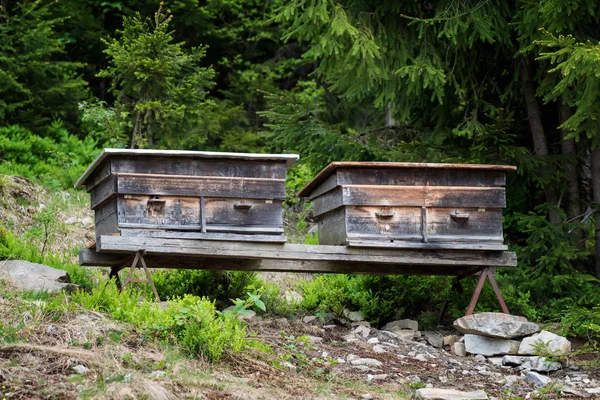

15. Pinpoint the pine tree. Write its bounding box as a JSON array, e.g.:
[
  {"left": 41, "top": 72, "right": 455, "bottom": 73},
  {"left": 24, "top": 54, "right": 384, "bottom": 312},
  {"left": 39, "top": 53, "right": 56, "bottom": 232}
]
[{"left": 97, "top": 5, "right": 215, "bottom": 148}]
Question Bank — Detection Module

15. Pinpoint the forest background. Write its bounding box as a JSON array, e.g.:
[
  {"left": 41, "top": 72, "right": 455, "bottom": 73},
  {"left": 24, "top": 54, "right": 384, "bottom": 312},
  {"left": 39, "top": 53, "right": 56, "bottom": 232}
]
[{"left": 1, "top": 0, "right": 600, "bottom": 344}]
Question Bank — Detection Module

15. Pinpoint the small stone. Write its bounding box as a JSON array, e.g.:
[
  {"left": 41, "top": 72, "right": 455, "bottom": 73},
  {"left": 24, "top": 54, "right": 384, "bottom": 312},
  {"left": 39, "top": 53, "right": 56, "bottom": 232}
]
[
  {"left": 464, "top": 334, "right": 520, "bottom": 356},
  {"left": 149, "top": 370, "right": 166, "bottom": 379},
  {"left": 366, "top": 374, "right": 388, "bottom": 381},
  {"left": 353, "top": 325, "right": 371, "bottom": 338},
  {"left": 362, "top": 394, "right": 374, "bottom": 400},
  {"left": 423, "top": 331, "right": 444, "bottom": 348},
  {"left": 307, "top": 335, "right": 323, "bottom": 343},
  {"left": 504, "top": 375, "right": 520, "bottom": 387},
  {"left": 47, "top": 324, "right": 58, "bottom": 334},
  {"left": 414, "top": 388, "right": 489, "bottom": 399},
  {"left": 451, "top": 342, "right": 466, "bottom": 357},
  {"left": 439, "top": 376, "right": 448, "bottom": 383},
  {"left": 303, "top": 315, "right": 318, "bottom": 324},
  {"left": 346, "top": 354, "right": 359, "bottom": 361},
  {"left": 444, "top": 335, "right": 460, "bottom": 347},
  {"left": 474, "top": 354, "right": 487, "bottom": 363},
  {"left": 414, "top": 354, "right": 428, "bottom": 362},
  {"left": 323, "top": 324, "right": 336, "bottom": 329},
  {"left": 524, "top": 371, "right": 552, "bottom": 388},
  {"left": 372, "top": 345, "right": 387, "bottom": 354},
  {"left": 80, "top": 216, "right": 93, "bottom": 226},
  {"left": 123, "top": 373, "right": 133, "bottom": 383},
  {"left": 453, "top": 312, "right": 539, "bottom": 339},
  {"left": 351, "top": 321, "right": 371, "bottom": 328},
  {"left": 383, "top": 319, "right": 418, "bottom": 332},
  {"left": 343, "top": 334, "right": 358, "bottom": 342},
  {"left": 367, "top": 337, "right": 379, "bottom": 344},
  {"left": 487, "top": 357, "right": 504, "bottom": 366},
  {"left": 72, "top": 365, "right": 89, "bottom": 375},
  {"left": 386, "top": 327, "right": 419, "bottom": 340},
  {"left": 585, "top": 388, "right": 600, "bottom": 394},
  {"left": 283, "top": 361, "right": 296, "bottom": 370},
  {"left": 284, "top": 290, "right": 303, "bottom": 303},
  {"left": 350, "top": 358, "right": 383, "bottom": 367},
  {"left": 344, "top": 309, "right": 365, "bottom": 322},
  {"left": 336, "top": 358, "right": 346, "bottom": 364},
  {"left": 518, "top": 330, "right": 571, "bottom": 356},
  {"left": 502, "top": 355, "right": 561, "bottom": 372},
  {"left": 65, "top": 217, "right": 77, "bottom": 225}
]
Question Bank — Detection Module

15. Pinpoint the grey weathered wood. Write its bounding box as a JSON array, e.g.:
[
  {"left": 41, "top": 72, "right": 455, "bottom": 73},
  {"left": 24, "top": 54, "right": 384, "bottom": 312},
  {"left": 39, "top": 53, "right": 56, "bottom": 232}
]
[
  {"left": 204, "top": 198, "right": 282, "bottom": 227},
  {"left": 96, "top": 235, "right": 517, "bottom": 267},
  {"left": 81, "top": 246, "right": 514, "bottom": 275},
  {"left": 110, "top": 157, "right": 287, "bottom": 180},
  {"left": 90, "top": 175, "right": 116, "bottom": 209},
  {"left": 346, "top": 240, "right": 508, "bottom": 250},
  {"left": 312, "top": 186, "right": 505, "bottom": 217},
  {"left": 206, "top": 225, "right": 284, "bottom": 234},
  {"left": 119, "top": 228, "right": 287, "bottom": 243},
  {"left": 75, "top": 149, "right": 299, "bottom": 189},
  {"left": 86, "top": 160, "right": 112, "bottom": 191},
  {"left": 317, "top": 208, "right": 347, "bottom": 245},
  {"left": 427, "top": 208, "right": 503, "bottom": 242},
  {"left": 116, "top": 173, "right": 286, "bottom": 200},
  {"left": 94, "top": 216, "right": 119, "bottom": 238},
  {"left": 118, "top": 195, "right": 201, "bottom": 228},
  {"left": 345, "top": 206, "right": 423, "bottom": 242}
]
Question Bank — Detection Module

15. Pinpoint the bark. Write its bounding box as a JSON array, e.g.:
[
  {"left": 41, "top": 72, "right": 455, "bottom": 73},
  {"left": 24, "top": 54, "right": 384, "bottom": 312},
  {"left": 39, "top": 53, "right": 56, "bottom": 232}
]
[
  {"left": 591, "top": 146, "right": 600, "bottom": 279},
  {"left": 130, "top": 111, "right": 141, "bottom": 149},
  {"left": 559, "top": 103, "right": 581, "bottom": 220},
  {"left": 386, "top": 102, "right": 395, "bottom": 127},
  {"left": 520, "top": 60, "right": 561, "bottom": 224}
]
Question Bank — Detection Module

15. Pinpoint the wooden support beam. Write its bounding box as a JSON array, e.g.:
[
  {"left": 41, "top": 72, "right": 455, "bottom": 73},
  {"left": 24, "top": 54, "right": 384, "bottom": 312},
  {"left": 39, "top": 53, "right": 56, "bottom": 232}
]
[
  {"left": 465, "top": 267, "right": 509, "bottom": 315},
  {"left": 96, "top": 235, "right": 517, "bottom": 268}
]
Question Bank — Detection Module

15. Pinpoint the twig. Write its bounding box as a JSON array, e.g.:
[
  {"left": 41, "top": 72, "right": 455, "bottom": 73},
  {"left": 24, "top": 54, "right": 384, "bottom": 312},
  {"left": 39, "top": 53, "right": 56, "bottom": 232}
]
[{"left": 0, "top": 343, "right": 95, "bottom": 359}]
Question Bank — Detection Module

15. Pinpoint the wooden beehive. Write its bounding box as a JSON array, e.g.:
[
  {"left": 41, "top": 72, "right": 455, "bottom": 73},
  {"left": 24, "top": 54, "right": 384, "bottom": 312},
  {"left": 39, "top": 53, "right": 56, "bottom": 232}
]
[
  {"left": 75, "top": 149, "right": 298, "bottom": 243},
  {"left": 298, "top": 162, "right": 516, "bottom": 250}
]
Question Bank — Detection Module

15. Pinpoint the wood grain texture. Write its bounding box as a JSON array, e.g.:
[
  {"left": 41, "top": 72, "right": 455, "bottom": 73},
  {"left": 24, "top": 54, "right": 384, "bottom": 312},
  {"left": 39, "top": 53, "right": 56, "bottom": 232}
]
[
  {"left": 345, "top": 206, "right": 423, "bottom": 241},
  {"left": 86, "top": 160, "right": 111, "bottom": 191},
  {"left": 116, "top": 173, "right": 286, "bottom": 199},
  {"left": 118, "top": 195, "right": 201, "bottom": 228},
  {"left": 119, "top": 228, "right": 287, "bottom": 242},
  {"left": 110, "top": 157, "right": 287, "bottom": 179},
  {"left": 204, "top": 198, "right": 282, "bottom": 227},
  {"left": 427, "top": 207, "right": 503, "bottom": 242},
  {"left": 346, "top": 240, "right": 508, "bottom": 250},
  {"left": 96, "top": 235, "right": 517, "bottom": 267},
  {"left": 317, "top": 208, "right": 347, "bottom": 245},
  {"left": 90, "top": 175, "right": 116, "bottom": 209}
]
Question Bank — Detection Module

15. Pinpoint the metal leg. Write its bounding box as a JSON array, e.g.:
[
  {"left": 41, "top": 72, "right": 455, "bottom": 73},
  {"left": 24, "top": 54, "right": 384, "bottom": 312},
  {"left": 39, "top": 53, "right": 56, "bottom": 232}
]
[
  {"left": 121, "top": 250, "right": 161, "bottom": 302},
  {"left": 465, "top": 267, "right": 509, "bottom": 316}
]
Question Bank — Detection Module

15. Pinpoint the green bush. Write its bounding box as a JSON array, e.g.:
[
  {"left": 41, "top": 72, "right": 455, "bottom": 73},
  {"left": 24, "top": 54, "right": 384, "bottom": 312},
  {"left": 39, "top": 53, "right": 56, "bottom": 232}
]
[{"left": 0, "top": 122, "right": 100, "bottom": 189}]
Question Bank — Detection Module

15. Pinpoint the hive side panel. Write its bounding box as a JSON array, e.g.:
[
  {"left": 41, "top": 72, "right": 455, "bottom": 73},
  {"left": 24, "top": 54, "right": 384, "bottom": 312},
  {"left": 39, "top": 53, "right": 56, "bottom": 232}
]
[
  {"left": 317, "top": 208, "right": 347, "bottom": 245},
  {"left": 335, "top": 168, "right": 506, "bottom": 187}
]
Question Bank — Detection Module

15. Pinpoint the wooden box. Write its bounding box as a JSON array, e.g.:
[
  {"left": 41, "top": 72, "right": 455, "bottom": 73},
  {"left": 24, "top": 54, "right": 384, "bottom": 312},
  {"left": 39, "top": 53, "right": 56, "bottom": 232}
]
[
  {"left": 75, "top": 149, "right": 298, "bottom": 243},
  {"left": 298, "top": 162, "right": 516, "bottom": 250}
]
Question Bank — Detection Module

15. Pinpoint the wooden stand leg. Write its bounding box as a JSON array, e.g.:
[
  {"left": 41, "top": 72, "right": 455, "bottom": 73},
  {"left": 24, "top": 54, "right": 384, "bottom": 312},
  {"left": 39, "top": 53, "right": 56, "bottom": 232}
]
[
  {"left": 465, "top": 267, "right": 509, "bottom": 316},
  {"left": 108, "top": 266, "right": 123, "bottom": 290},
  {"left": 121, "top": 250, "right": 161, "bottom": 302}
]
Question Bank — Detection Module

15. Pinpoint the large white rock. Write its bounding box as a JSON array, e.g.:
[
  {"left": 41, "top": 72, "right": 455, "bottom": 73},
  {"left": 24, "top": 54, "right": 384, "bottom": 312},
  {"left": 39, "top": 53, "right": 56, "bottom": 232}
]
[
  {"left": 464, "top": 334, "right": 520, "bottom": 356},
  {"left": 414, "top": 388, "right": 488, "bottom": 399},
  {"left": 518, "top": 330, "right": 571, "bottom": 356},
  {"left": 453, "top": 312, "right": 539, "bottom": 339},
  {"left": 0, "top": 260, "right": 74, "bottom": 292},
  {"left": 524, "top": 371, "right": 552, "bottom": 388},
  {"left": 383, "top": 318, "right": 418, "bottom": 331}
]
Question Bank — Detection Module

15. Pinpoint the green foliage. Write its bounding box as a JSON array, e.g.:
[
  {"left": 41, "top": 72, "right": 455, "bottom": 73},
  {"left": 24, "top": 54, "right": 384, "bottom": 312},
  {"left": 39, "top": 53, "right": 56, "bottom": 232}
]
[
  {"left": 0, "top": 0, "right": 87, "bottom": 132},
  {"left": 0, "top": 123, "right": 99, "bottom": 189},
  {"left": 97, "top": 5, "right": 215, "bottom": 148},
  {"left": 71, "top": 285, "right": 248, "bottom": 361}
]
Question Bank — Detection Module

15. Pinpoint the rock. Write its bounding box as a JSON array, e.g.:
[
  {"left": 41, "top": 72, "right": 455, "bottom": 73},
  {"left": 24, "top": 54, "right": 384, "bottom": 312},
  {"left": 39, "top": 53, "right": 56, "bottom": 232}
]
[
  {"left": 464, "top": 334, "right": 520, "bottom": 356},
  {"left": 362, "top": 394, "right": 374, "bottom": 400},
  {"left": 343, "top": 334, "right": 358, "bottom": 342},
  {"left": 149, "top": 370, "right": 166, "bottom": 379},
  {"left": 65, "top": 216, "right": 78, "bottom": 225},
  {"left": 487, "top": 357, "right": 504, "bottom": 366},
  {"left": 366, "top": 374, "right": 388, "bottom": 381},
  {"left": 504, "top": 375, "right": 521, "bottom": 387},
  {"left": 414, "top": 354, "right": 428, "bottom": 362},
  {"left": 284, "top": 290, "right": 303, "bottom": 303},
  {"left": 585, "top": 388, "right": 600, "bottom": 394},
  {"left": 524, "top": 371, "right": 552, "bottom": 388},
  {"left": 323, "top": 324, "right": 336, "bottom": 329},
  {"left": 502, "top": 355, "right": 561, "bottom": 372},
  {"left": 350, "top": 358, "right": 383, "bottom": 367},
  {"left": 386, "top": 327, "right": 419, "bottom": 340},
  {"left": 518, "top": 330, "right": 571, "bottom": 356},
  {"left": 474, "top": 354, "right": 487, "bottom": 363},
  {"left": 307, "top": 335, "right": 323, "bottom": 343},
  {"left": 351, "top": 321, "right": 371, "bottom": 328},
  {"left": 303, "top": 315, "right": 318, "bottom": 324},
  {"left": 414, "top": 388, "right": 489, "bottom": 399},
  {"left": 444, "top": 335, "right": 460, "bottom": 347},
  {"left": 346, "top": 354, "right": 359, "bottom": 361},
  {"left": 451, "top": 342, "right": 466, "bottom": 357},
  {"left": 372, "top": 345, "right": 387, "bottom": 353},
  {"left": 344, "top": 309, "right": 365, "bottom": 322},
  {"left": 423, "top": 331, "right": 444, "bottom": 348},
  {"left": 453, "top": 312, "right": 539, "bottom": 339},
  {"left": 72, "top": 365, "right": 90, "bottom": 375},
  {"left": 383, "top": 318, "right": 418, "bottom": 331},
  {"left": 352, "top": 325, "right": 371, "bottom": 338},
  {"left": 80, "top": 216, "right": 93, "bottom": 226},
  {"left": 367, "top": 337, "right": 379, "bottom": 344},
  {"left": 0, "top": 260, "right": 76, "bottom": 292}
]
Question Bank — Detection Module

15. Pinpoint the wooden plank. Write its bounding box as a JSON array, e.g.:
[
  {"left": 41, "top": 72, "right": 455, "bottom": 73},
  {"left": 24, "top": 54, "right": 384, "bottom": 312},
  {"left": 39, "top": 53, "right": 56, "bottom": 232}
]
[
  {"left": 95, "top": 215, "right": 119, "bottom": 238},
  {"left": 346, "top": 240, "right": 508, "bottom": 251},
  {"left": 111, "top": 157, "right": 288, "bottom": 180},
  {"left": 299, "top": 162, "right": 515, "bottom": 198},
  {"left": 317, "top": 208, "right": 347, "bottom": 245},
  {"left": 94, "top": 197, "right": 117, "bottom": 224},
  {"left": 345, "top": 206, "right": 423, "bottom": 241},
  {"left": 427, "top": 208, "right": 503, "bottom": 242},
  {"left": 97, "top": 235, "right": 518, "bottom": 267},
  {"left": 204, "top": 198, "right": 283, "bottom": 227},
  {"left": 85, "top": 160, "right": 111, "bottom": 192},
  {"left": 206, "top": 226, "right": 284, "bottom": 234},
  {"left": 311, "top": 186, "right": 505, "bottom": 216},
  {"left": 116, "top": 173, "right": 286, "bottom": 200},
  {"left": 117, "top": 195, "right": 201, "bottom": 228},
  {"left": 119, "top": 229, "right": 287, "bottom": 243},
  {"left": 80, "top": 248, "right": 510, "bottom": 276},
  {"left": 90, "top": 175, "right": 116, "bottom": 209},
  {"left": 118, "top": 223, "right": 202, "bottom": 231}
]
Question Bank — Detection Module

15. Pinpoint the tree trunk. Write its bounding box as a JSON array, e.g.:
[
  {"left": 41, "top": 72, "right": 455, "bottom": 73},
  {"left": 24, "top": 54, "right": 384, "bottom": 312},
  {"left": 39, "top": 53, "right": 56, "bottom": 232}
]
[
  {"left": 559, "top": 103, "right": 581, "bottom": 220},
  {"left": 591, "top": 146, "right": 600, "bottom": 279},
  {"left": 386, "top": 102, "right": 395, "bottom": 127},
  {"left": 520, "top": 59, "right": 561, "bottom": 223},
  {"left": 130, "top": 111, "right": 141, "bottom": 149}
]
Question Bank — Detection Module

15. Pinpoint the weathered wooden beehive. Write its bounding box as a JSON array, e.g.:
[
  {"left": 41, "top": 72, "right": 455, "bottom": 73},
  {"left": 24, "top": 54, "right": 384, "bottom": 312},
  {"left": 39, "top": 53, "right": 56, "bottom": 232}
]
[
  {"left": 75, "top": 149, "right": 298, "bottom": 242},
  {"left": 298, "top": 162, "right": 516, "bottom": 249}
]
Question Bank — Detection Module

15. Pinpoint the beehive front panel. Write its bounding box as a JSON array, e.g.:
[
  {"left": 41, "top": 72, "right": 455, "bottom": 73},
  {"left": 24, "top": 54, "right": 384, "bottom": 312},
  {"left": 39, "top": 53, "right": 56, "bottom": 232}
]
[
  {"left": 204, "top": 198, "right": 283, "bottom": 233},
  {"left": 118, "top": 195, "right": 202, "bottom": 230},
  {"left": 427, "top": 207, "right": 503, "bottom": 242},
  {"left": 345, "top": 206, "right": 423, "bottom": 241}
]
